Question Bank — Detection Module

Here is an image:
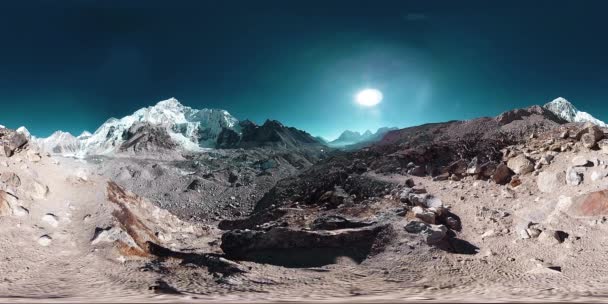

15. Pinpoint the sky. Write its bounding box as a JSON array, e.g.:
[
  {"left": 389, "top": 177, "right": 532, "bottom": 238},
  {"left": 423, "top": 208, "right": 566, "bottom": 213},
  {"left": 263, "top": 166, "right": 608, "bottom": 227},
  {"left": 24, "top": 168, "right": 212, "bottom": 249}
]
[{"left": 2, "top": 0, "right": 608, "bottom": 140}]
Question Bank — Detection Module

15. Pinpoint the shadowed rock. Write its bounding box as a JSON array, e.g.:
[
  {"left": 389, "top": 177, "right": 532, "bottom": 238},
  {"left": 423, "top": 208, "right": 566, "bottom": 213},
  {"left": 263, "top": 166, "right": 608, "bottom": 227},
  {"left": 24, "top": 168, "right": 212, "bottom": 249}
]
[{"left": 221, "top": 225, "right": 389, "bottom": 267}]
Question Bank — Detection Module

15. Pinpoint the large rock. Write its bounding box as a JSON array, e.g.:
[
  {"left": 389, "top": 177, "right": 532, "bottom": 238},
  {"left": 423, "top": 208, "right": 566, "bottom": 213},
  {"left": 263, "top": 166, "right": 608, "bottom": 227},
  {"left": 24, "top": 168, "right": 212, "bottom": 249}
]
[
  {"left": 507, "top": 155, "right": 534, "bottom": 175},
  {"left": 421, "top": 224, "right": 448, "bottom": 245},
  {"left": 537, "top": 171, "right": 565, "bottom": 193},
  {"left": 492, "top": 163, "right": 513, "bottom": 185},
  {"left": 569, "top": 190, "right": 608, "bottom": 216},
  {"left": 0, "top": 130, "right": 27, "bottom": 157},
  {"left": 404, "top": 220, "right": 447, "bottom": 245},
  {"left": 0, "top": 172, "right": 21, "bottom": 188},
  {"left": 220, "top": 225, "right": 389, "bottom": 265},
  {"left": 580, "top": 125, "right": 604, "bottom": 148}
]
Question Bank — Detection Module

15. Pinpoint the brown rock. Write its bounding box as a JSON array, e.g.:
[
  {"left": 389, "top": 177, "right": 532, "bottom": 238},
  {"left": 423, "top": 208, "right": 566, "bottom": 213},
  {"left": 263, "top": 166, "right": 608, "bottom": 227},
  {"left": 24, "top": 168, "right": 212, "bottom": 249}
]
[
  {"left": 569, "top": 190, "right": 608, "bottom": 216},
  {"left": 492, "top": 163, "right": 513, "bottom": 185}
]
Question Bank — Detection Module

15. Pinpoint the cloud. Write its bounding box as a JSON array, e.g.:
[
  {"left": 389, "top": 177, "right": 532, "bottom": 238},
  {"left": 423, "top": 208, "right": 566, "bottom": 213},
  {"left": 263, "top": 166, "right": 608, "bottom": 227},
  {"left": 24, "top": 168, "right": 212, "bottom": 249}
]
[{"left": 404, "top": 13, "right": 428, "bottom": 21}]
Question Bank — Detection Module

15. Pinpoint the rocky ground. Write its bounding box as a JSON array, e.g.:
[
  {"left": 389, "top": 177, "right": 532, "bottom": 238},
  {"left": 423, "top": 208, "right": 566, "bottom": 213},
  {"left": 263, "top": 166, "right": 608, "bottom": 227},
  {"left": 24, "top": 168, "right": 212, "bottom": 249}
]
[{"left": 4, "top": 107, "right": 608, "bottom": 302}]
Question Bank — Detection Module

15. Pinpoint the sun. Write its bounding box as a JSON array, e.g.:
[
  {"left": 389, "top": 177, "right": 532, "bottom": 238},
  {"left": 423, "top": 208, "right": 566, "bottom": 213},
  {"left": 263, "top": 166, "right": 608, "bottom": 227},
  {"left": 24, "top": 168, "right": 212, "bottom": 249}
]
[{"left": 356, "top": 88, "right": 383, "bottom": 107}]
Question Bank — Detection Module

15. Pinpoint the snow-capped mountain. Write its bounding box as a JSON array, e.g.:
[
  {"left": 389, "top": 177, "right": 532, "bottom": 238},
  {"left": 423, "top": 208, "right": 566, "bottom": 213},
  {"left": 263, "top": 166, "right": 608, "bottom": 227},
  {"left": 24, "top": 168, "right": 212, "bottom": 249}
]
[
  {"left": 34, "top": 131, "right": 87, "bottom": 156},
  {"left": 543, "top": 97, "right": 607, "bottom": 127},
  {"left": 36, "top": 98, "right": 241, "bottom": 157}
]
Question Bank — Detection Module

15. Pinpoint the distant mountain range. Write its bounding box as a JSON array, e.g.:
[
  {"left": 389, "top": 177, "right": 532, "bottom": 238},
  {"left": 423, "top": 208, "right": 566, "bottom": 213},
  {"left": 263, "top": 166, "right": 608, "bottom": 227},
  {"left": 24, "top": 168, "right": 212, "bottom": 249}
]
[
  {"left": 26, "top": 96, "right": 607, "bottom": 157},
  {"left": 328, "top": 127, "right": 398, "bottom": 148},
  {"left": 31, "top": 98, "right": 324, "bottom": 157}
]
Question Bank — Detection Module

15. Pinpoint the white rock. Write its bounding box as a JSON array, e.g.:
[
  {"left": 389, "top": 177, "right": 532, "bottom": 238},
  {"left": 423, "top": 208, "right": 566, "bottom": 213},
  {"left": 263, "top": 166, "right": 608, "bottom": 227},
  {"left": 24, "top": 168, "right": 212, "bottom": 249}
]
[
  {"left": 566, "top": 167, "right": 584, "bottom": 185},
  {"left": 37, "top": 235, "right": 52, "bottom": 246},
  {"left": 42, "top": 213, "right": 59, "bottom": 227},
  {"left": 537, "top": 171, "right": 565, "bottom": 193},
  {"left": 572, "top": 156, "right": 592, "bottom": 167},
  {"left": 13, "top": 206, "right": 29, "bottom": 217}
]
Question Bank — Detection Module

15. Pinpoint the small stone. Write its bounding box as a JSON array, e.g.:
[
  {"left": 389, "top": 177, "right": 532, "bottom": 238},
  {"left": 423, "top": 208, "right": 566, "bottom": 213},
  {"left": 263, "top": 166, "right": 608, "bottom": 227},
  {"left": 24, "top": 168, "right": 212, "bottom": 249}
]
[
  {"left": 412, "top": 206, "right": 436, "bottom": 224},
  {"left": 526, "top": 228, "right": 542, "bottom": 238},
  {"left": 13, "top": 206, "right": 28, "bottom": 217},
  {"left": 42, "top": 213, "right": 59, "bottom": 227},
  {"left": 509, "top": 177, "right": 522, "bottom": 188},
  {"left": 38, "top": 235, "right": 52, "bottom": 246}
]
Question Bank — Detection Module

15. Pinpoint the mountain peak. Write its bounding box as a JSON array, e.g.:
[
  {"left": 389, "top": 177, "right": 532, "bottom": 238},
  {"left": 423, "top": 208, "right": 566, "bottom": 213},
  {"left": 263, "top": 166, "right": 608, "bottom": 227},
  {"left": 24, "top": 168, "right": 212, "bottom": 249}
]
[
  {"left": 543, "top": 97, "right": 606, "bottom": 127},
  {"left": 154, "top": 97, "right": 183, "bottom": 109}
]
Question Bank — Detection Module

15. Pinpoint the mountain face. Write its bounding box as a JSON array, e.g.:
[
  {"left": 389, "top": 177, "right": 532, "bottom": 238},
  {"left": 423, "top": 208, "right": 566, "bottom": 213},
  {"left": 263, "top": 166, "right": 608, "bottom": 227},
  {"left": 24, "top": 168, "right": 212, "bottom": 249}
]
[
  {"left": 544, "top": 97, "right": 607, "bottom": 127},
  {"left": 216, "top": 119, "right": 323, "bottom": 149},
  {"left": 329, "top": 127, "right": 397, "bottom": 148},
  {"left": 36, "top": 98, "right": 323, "bottom": 157}
]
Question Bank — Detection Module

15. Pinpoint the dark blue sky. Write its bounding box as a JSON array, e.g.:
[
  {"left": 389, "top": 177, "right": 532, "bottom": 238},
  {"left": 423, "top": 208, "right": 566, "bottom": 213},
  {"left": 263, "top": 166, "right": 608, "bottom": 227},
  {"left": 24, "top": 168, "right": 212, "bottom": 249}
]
[{"left": 2, "top": 0, "right": 608, "bottom": 139}]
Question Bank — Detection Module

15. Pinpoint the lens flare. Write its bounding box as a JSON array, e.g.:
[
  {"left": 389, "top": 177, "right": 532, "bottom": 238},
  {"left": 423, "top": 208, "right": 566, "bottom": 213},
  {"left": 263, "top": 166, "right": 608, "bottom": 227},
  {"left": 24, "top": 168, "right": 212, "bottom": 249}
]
[{"left": 356, "top": 89, "right": 383, "bottom": 106}]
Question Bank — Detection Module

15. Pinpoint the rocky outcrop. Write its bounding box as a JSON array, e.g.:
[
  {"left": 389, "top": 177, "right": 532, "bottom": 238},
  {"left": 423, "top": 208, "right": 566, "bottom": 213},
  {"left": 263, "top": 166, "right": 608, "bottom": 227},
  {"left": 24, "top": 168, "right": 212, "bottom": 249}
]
[
  {"left": 220, "top": 225, "right": 389, "bottom": 266},
  {"left": 0, "top": 128, "right": 28, "bottom": 157}
]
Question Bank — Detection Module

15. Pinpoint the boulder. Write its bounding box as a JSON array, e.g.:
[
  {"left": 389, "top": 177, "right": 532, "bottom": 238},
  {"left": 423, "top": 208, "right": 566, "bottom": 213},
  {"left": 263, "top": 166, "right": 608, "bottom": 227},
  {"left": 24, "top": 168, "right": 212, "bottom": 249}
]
[
  {"left": 580, "top": 125, "right": 604, "bottom": 148},
  {"left": 421, "top": 224, "right": 448, "bottom": 245},
  {"left": 566, "top": 167, "right": 584, "bottom": 186},
  {"left": 0, "top": 131, "right": 27, "bottom": 157},
  {"left": 569, "top": 190, "right": 608, "bottom": 216},
  {"left": 0, "top": 172, "right": 21, "bottom": 188},
  {"left": 537, "top": 171, "right": 566, "bottom": 193},
  {"left": 220, "top": 225, "right": 389, "bottom": 264},
  {"left": 404, "top": 221, "right": 447, "bottom": 245},
  {"left": 507, "top": 155, "right": 534, "bottom": 175},
  {"left": 492, "top": 163, "right": 513, "bottom": 185}
]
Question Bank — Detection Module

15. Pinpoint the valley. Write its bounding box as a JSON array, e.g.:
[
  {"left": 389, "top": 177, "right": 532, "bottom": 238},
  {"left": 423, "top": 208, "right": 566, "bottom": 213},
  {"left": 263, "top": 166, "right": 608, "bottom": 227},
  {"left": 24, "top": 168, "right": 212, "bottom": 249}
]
[{"left": 3, "top": 97, "right": 608, "bottom": 302}]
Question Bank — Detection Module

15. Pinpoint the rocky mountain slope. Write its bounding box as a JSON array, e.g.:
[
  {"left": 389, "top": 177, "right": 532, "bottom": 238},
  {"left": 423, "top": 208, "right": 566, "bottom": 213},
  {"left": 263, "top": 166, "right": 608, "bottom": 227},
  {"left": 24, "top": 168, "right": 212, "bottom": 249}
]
[{"left": 544, "top": 97, "right": 607, "bottom": 127}]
